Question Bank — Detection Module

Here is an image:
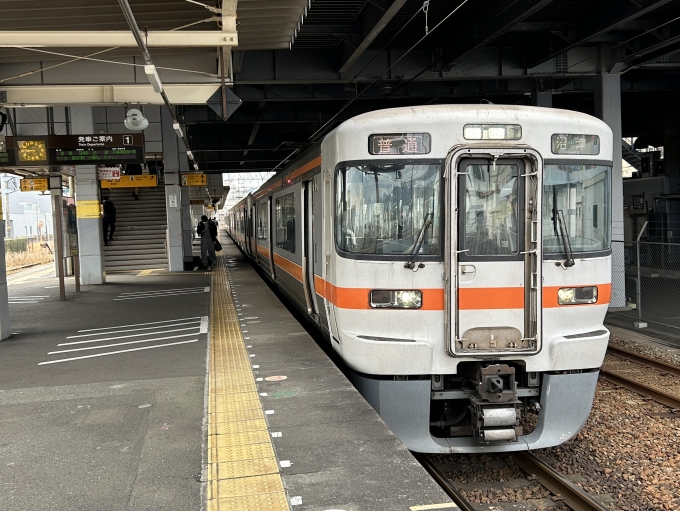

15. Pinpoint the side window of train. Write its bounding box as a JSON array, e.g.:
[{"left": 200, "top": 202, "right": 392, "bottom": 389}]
[
  {"left": 257, "top": 202, "right": 268, "bottom": 240},
  {"left": 275, "top": 193, "right": 296, "bottom": 253}
]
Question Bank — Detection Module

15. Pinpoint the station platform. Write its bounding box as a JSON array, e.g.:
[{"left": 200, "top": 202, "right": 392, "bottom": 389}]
[{"left": 0, "top": 236, "right": 455, "bottom": 511}]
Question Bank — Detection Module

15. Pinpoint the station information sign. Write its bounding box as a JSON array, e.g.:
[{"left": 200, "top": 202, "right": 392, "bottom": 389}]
[
  {"left": 20, "top": 178, "right": 49, "bottom": 192},
  {"left": 97, "top": 166, "right": 122, "bottom": 180},
  {"left": 0, "top": 135, "right": 145, "bottom": 167},
  {"left": 181, "top": 173, "right": 207, "bottom": 186},
  {"left": 101, "top": 175, "right": 157, "bottom": 189}
]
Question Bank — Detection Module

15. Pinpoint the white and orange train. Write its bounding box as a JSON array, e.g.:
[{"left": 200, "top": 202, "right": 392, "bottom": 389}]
[{"left": 226, "top": 105, "right": 613, "bottom": 453}]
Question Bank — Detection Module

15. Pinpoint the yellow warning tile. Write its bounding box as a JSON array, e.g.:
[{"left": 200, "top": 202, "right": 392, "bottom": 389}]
[
  {"left": 207, "top": 256, "right": 288, "bottom": 511},
  {"left": 208, "top": 492, "right": 289, "bottom": 511},
  {"left": 209, "top": 442, "right": 276, "bottom": 463},
  {"left": 216, "top": 474, "right": 284, "bottom": 498},
  {"left": 213, "top": 429, "right": 273, "bottom": 446},
  {"left": 212, "top": 457, "right": 279, "bottom": 479}
]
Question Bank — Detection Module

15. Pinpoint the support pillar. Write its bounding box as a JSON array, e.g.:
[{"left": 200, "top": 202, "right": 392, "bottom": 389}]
[
  {"left": 594, "top": 73, "right": 625, "bottom": 308},
  {"left": 161, "top": 108, "right": 185, "bottom": 271},
  {"left": 181, "top": 187, "right": 193, "bottom": 262},
  {"left": 74, "top": 165, "right": 106, "bottom": 284},
  {"left": 165, "top": 175, "right": 184, "bottom": 271},
  {"left": 0, "top": 195, "right": 11, "bottom": 340}
]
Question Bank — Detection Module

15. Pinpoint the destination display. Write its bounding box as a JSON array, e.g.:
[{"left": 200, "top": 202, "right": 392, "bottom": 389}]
[
  {"left": 369, "top": 133, "right": 431, "bottom": 155},
  {"left": 0, "top": 135, "right": 145, "bottom": 167},
  {"left": 551, "top": 134, "right": 600, "bottom": 155}
]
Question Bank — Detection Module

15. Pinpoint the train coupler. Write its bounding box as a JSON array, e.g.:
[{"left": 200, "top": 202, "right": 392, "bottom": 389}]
[{"left": 471, "top": 364, "right": 522, "bottom": 443}]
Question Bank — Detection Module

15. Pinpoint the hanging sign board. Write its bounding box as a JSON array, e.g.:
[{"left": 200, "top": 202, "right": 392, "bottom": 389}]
[
  {"left": 190, "top": 199, "right": 207, "bottom": 205},
  {"left": 0, "top": 135, "right": 144, "bottom": 167},
  {"left": 101, "top": 175, "right": 157, "bottom": 188},
  {"left": 181, "top": 173, "right": 207, "bottom": 187},
  {"left": 97, "top": 166, "right": 122, "bottom": 180},
  {"left": 20, "top": 178, "right": 49, "bottom": 192}
]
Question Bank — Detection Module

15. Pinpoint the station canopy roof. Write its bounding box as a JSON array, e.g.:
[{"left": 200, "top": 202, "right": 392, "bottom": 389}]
[{"left": 1, "top": 0, "right": 680, "bottom": 173}]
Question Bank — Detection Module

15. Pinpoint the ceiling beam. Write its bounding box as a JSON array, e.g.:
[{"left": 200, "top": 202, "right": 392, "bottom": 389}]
[
  {"left": 623, "top": 36, "right": 680, "bottom": 70},
  {"left": 0, "top": 30, "right": 238, "bottom": 47},
  {"left": 0, "top": 84, "right": 221, "bottom": 106},
  {"left": 528, "top": 0, "right": 674, "bottom": 68},
  {"left": 338, "top": 0, "right": 408, "bottom": 74},
  {"left": 442, "top": 0, "right": 554, "bottom": 68}
]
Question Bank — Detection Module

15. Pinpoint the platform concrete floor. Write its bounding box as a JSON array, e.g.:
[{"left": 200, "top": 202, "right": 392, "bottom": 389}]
[
  {"left": 0, "top": 267, "right": 210, "bottom": 511},
  {"left": 223, "top": 240, "right": 454, "bottom": 511}
]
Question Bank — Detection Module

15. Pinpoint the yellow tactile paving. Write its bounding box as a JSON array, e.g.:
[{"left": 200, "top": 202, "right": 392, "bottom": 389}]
[{"left": 207, "top": 256, "right": 289, "bottom": 511}]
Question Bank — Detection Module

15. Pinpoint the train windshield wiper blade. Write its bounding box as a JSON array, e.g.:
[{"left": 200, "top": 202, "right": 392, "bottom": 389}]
[
  {"left": 405, "top": 212, "right": 433, "bottom": 270},
  {"left": 556, "top": 210, "right": 575, "bottom": 267}
]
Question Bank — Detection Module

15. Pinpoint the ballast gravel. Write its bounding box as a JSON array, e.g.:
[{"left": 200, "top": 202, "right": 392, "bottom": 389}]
[{"left": 428, "top": 333, "right": 680, "bottom": 511}]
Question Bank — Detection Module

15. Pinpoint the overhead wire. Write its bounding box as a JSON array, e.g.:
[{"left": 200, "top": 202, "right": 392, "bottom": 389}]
[{"left": 309, "top": 0, "right": 469, "bottom": 141}]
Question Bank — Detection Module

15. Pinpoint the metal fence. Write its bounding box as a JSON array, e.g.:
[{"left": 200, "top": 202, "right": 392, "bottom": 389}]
[
  {"left": 609, "top": 238, "right": 680, "bottom": 330},
  {"left": 5, "top": 235, "right": 53, "bottom": 254}
]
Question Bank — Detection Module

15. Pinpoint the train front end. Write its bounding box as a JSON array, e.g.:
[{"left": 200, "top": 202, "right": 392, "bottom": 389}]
[{"left": 327, "top": 105, "right": 614, "bottom": 453}]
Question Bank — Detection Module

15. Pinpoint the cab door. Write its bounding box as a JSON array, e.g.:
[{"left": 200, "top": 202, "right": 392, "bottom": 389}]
[{"left": 453, "top": 158, "right": 533, "bottom": 355}]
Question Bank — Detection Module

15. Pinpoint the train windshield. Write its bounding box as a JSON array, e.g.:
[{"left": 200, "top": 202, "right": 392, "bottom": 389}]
[
  {"left": 336, "top": 162, "right": 442, "bottom": 256},
  {"left": 543, "top": 164, "right": 611, "bottom": 254}
]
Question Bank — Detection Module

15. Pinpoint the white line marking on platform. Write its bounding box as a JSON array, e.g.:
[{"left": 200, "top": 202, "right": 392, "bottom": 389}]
[
  {"left": 58, "top": 326, "right": 198, "bottom": 346},
  {"left": 66, "top": 320, "right": 200, "bottom": 339},
  {"left": 199, "top": 316, "right": 209, "bottom": 334},
  {"left": 114, "top": 290, "right": 207, "bottom": 300},
  {"left": 50, "top": 332, "right": 198, "bottom": 354},
  {"left": 119, "top": 287, "right": 205, "bottom": 296},
  {"left": 203, "top": 287, "right": 210, "bottom": 292},
  {"left": 38, "top": 339, "right": 198, "bottom": 365},
  {"left": 77, "top": 317, "right": 202, "bottom": 333},
  {"left": 9, "top": 301, "right": 39, "bottom": 304}
]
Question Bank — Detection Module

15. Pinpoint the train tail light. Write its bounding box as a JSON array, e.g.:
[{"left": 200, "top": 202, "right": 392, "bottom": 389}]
[{"left": 557, "top": 286, "right": 598, "bottom": 305}]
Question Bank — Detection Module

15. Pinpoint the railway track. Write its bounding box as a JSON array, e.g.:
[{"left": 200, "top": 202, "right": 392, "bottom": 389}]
[
  {"left": 601, "top": 346, "right": 680, "bottom": 410},
  {"left": 415, "top": 451, "right": 609, "bottom": 511}
]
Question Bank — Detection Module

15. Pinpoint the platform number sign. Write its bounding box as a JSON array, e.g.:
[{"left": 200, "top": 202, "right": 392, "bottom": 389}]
[{"left": 123, "top": 135, "right": 133, "bottom": 145}]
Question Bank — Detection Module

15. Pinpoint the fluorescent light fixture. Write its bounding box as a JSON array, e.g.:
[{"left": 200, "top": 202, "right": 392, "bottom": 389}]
[
  {"left": 144, "top": 64, "right": 164, "bottom": 93},
  {"left": 187, "top": 150, "right": 194, "bottom": 160},
  {"left": 173, "top": 122, "right": 183, "bottom": 137},
  {"left": 193, "top": 163, "right": 199, "bottom": 171}
]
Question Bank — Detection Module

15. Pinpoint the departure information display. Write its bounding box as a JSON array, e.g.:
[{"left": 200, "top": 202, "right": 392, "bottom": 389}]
[
  {"left": 0, "top": 134, "right": 145, "bottom": 167},
  {"left": 52, "top": 147, "right": 143, "bottom": 165}
]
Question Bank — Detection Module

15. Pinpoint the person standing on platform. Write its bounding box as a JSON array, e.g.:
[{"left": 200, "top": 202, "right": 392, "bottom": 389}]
[
  {"left": 197, "top": 215, "right": 218, "bottom": 270},
  {"left": 102, "top": 195, "right": 116, "bottom": 246}
]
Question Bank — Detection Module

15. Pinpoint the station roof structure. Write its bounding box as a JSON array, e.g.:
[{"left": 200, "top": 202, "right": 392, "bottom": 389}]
[{"left": 1, "top": 0, "right": 680, "bottom": 173}]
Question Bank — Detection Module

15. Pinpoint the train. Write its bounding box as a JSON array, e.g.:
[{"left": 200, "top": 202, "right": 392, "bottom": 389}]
[{"left": 225, "top": 105, "right": 613, "bottom": 453}]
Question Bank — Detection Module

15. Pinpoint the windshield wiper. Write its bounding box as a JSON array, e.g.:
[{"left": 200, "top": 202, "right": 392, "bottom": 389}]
[
  {"left": 556, "top": 210, "right": 575, "bottom": 268},
  {"left": 405, "top": 212, "right": 433, "bottom": 271}
]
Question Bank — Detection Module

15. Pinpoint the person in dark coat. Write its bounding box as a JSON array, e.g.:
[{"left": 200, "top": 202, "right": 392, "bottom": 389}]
[
  {"left": 197, "top": 215, "right": 218, "bottom": 269},
  {"left": 102, "top": 195, "right": 116, "bottom": 246}
]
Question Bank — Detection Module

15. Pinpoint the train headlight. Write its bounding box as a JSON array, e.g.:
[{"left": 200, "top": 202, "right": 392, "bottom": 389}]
[
  {"left": 463, "top": 124, "right": 522, "bottom": 140},
  {"left": 557, "top": 286, "right": 598, "bottom": 305},
  {"left": 370, "top": 290, "right": 423, "bottom": 309}
]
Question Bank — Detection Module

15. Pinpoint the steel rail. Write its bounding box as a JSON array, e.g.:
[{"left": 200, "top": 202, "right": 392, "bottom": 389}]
[
  {"left": 510, "top": 452, "right": 610, "bottom": 511},
  {"left": 607, "top": 346, "right": 680, "bottom": 378},
  {"left": 412, "top": 453, "right": 472, "bottom": 511},
  {"left": 599, "top": 369, "right": 680, "bottom": 410}
]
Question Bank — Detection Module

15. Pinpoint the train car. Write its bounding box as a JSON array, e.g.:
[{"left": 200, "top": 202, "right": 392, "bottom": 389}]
[{"left": 226, "top": 105, "right": 613, "bottom": 453}]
